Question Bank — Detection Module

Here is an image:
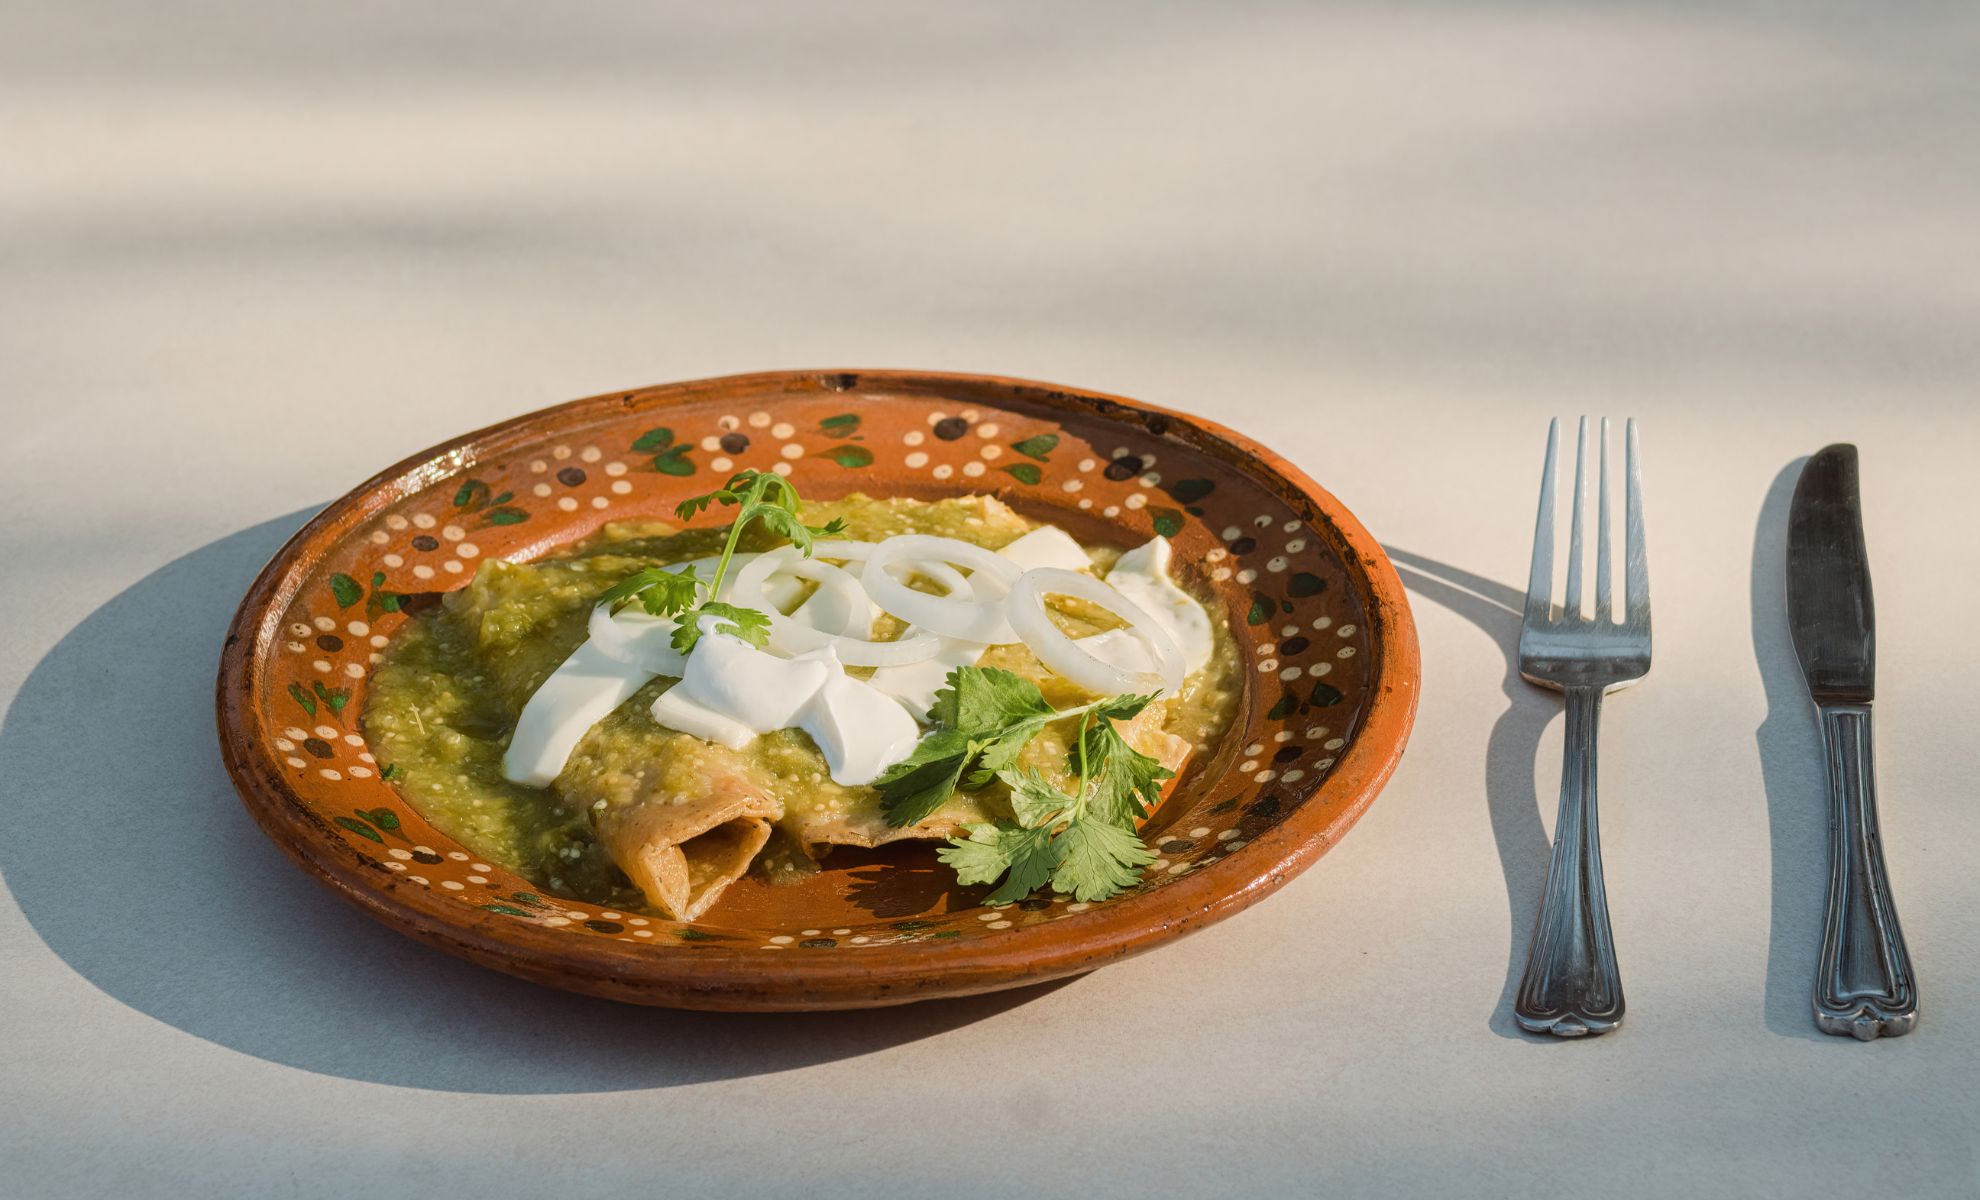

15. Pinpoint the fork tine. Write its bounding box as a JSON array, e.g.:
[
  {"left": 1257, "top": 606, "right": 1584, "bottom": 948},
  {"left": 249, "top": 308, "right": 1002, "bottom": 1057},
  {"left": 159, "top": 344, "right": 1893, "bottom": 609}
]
[
  {"left": 1564, "top": 416, "right": 1589, "bottom": 619},
  {"left": 1526, "top": 419, "right": 1559, "bottom": 623},
  {"left": 1596, "top": 416, "right": 1613, "bottom": 622},
  {"left": 1624, "top": 418, "right": 1649, "bottom": 625}
]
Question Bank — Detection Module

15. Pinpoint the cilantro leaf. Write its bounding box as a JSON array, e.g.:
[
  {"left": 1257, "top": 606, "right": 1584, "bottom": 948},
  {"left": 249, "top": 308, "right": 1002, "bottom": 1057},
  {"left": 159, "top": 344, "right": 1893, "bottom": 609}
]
[
  {"left": 598, "top": 566, "right": 701, "bottom": 617},
  {"left": 943, "top": 799, "right": 1156, "bottom": 906},
  {"left": 938, "top": 821, "right": 1058, "bottom": 905},
  {"left": 929, "top": 667, "right": 1059, "bottom": 784},
  {"left": 630, "top": 470, "right": 842, "bottom": 662},
  {"left": 886, "top": 667, "right": 1176, "bottom": 838},
  {"left": 915, "top": 674, "right": 1170, "bottom": 902},
  {"left": 752, "top": 505, "right": 817, "bottom": 554},
  {"left": 880, "top": 668, "right": 1064, "bottom": 825},
  {"left": 672, "top": 471, "right": 756, "bottom": 522},
  {"left": 932, "top": 666, "right": 1055, "bottom": 734},
  {"left": 673, "top": 492, "right": 725, "bottom": 521},
  {"left": 1077, "top": 718, "right": 1175, "bottom": 825},
  {"left": 1051, "top": 815, "right": 1157, "bottom": 902},
  {"left": 1092, "top": 692, "right": 1160, "bottom": 722},
  {"left": 875, "top": 729, "right": 975, "bottom": 826},
  {"left": 670, "top": 601, "right": 773, "bottom": 654},
  {"left": 1001, "top": 768, "right": 1075, "bottom": 829}
]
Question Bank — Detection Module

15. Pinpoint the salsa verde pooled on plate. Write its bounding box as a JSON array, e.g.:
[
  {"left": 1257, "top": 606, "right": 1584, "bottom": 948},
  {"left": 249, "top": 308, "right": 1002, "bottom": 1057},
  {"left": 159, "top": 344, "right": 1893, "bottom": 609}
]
[{"left": 364, "top": 472, "right": 1240, "bottom": 921}]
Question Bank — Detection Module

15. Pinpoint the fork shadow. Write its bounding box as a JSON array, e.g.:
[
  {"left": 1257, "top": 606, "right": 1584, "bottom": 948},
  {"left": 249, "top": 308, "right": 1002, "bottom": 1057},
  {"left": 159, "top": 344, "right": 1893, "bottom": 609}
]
[{"left": 1384, "top": 547, "right": 1564, "bottom": 1041}]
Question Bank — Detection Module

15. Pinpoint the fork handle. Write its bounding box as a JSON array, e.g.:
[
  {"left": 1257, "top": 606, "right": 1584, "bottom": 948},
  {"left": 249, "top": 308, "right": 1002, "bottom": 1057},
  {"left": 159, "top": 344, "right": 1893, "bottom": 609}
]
[
  {"left": 1515, "top": 684, "right": 1624, "bottom": 1037},
  {"left": 1813, "top": 703, "right": 1917, "bottom": 1039}
]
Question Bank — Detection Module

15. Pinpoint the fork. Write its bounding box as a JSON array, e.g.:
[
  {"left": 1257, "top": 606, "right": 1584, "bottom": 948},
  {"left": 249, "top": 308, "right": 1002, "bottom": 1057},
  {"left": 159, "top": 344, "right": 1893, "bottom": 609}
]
[{"left": 1513, "top": 416, "right": 1651, "bottom": 1037}]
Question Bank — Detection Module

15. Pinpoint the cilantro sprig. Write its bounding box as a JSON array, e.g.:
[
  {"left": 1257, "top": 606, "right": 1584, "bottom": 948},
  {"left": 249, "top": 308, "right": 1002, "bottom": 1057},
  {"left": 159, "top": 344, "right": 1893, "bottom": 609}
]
[
  {"left": 601, "top": 469, "right": 845, "bottom": 655},
  {"left": 880, "top": 666, "right": 1174, "bottom": 904}
]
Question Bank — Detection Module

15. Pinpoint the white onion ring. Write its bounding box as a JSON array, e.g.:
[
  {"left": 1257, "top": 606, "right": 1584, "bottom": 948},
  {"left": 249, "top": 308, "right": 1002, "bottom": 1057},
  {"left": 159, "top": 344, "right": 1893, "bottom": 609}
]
[
  {"left": 813, "top": 543, "right": 981, "bottom": 611},
  {"left": 861, "top": 535, "right": 1023, "bottom": 643},
  {"left": 778, "top": 560, "right": 872, "bottom": 638},
  {"left": 1007, "top": 567, "right": 1185, "bottom": 695},
  {"left": 730, "top": 547, "right": 942, "bottom": 667}
]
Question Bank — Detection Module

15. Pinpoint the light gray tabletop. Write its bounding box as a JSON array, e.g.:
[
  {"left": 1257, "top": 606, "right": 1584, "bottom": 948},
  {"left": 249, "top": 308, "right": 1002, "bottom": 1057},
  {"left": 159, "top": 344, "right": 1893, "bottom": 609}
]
[{"left": 3, "top": 3, "right": 1976, "bottom": 1197}]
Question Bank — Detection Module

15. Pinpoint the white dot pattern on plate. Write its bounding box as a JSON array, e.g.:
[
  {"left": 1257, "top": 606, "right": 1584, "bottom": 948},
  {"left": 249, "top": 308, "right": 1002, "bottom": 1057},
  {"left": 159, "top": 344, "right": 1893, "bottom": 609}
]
[{"left": 264, "top": 395, "right": 1373, "bottom": 948}]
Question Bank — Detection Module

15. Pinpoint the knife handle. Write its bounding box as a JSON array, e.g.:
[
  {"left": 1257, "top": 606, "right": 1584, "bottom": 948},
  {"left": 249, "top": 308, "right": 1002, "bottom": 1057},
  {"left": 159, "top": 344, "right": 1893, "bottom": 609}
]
[
  {"left": 1814, "top": 703, "right": 1917, "bottom": 1040},
  {"left": 1514, "top": 684, "right": 1624, "bottom": 1037}
]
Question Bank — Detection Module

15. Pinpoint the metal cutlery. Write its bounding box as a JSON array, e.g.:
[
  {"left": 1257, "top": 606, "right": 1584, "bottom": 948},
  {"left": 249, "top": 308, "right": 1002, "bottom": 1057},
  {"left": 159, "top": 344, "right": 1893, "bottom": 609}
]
[
  {"left": 1513, "top": 417, "right": 1650, "bottom": 1037},
  {"left": 1785, "top": 444, "right": 1918, "bottom": 1040}
]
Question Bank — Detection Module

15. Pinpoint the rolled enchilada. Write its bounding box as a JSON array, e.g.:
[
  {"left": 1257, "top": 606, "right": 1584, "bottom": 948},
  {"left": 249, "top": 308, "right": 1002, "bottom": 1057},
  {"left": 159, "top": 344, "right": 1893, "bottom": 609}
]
[{"left": 364, "top": 495, "right": 1238, "bottom": 920}]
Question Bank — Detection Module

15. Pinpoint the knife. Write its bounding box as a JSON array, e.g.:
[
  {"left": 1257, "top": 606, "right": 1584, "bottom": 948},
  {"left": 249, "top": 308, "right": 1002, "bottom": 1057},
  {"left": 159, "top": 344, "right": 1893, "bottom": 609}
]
[{"left": 1785, "top": 444, "right": 1918, "bottom": 1040}]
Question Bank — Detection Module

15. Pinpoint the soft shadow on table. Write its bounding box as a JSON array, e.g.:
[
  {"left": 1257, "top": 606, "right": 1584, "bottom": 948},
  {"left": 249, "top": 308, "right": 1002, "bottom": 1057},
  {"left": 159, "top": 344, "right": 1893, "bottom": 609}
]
[
  {"left": 0, "top": 513, "right": 1067, "bottom": 1095},
  {"left": 1751, "top": 459, "right": 1831, "bottom": 1041},
  {"left": 1383, "top": 548, "right": 1562, "bottom": 1041}
]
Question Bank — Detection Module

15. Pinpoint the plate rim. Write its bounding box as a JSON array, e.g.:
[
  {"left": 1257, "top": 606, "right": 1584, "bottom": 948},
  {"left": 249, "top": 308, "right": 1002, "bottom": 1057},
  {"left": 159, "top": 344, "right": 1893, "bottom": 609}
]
[{"left": 216, "top": 368, "right": 1420, "bottom": 1010}]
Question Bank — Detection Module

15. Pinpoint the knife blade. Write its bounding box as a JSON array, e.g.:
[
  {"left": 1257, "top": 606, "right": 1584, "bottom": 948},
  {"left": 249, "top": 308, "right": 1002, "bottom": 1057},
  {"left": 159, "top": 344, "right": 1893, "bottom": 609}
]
[
  {"left": 1784, "top": 443, "right": 1916, "bottom": 1039},
  {"left": 1786, "top": 444, "right": 1874, "bottom": 704}
]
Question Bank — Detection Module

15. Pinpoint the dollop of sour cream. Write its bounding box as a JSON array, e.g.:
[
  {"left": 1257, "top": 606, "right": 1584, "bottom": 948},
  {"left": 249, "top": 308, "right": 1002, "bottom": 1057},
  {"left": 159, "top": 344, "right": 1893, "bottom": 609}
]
[
  {"left": 645, "top": 627, "right": 920, "bottom": 786},
  {"left": 1095, "top": 537, "right": 1215, "bottom": 675},
  {"left": 500, "top": 524, "right": 1214, "bottom": 790}
]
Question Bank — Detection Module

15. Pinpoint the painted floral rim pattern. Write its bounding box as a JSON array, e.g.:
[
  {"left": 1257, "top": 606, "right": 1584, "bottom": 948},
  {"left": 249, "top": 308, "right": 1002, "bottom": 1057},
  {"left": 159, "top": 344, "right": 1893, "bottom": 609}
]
[{"left": 219, "top": 371, "right": 1417, "bottom": 1003}]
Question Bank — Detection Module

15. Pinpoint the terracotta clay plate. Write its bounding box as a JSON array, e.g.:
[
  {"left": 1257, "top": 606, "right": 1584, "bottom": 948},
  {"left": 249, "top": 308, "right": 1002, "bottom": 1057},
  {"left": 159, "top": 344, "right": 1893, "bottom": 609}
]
[{"left": 217, "top": 370, "right": 1419, "bottom": 1010}]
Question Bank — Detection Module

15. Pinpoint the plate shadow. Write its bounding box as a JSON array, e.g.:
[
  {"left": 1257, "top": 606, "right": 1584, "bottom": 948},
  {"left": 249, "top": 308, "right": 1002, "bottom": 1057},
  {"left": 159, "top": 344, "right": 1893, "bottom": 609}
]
[{"left": 0, "top": 512, "right": 1068, "bottom": 1095}]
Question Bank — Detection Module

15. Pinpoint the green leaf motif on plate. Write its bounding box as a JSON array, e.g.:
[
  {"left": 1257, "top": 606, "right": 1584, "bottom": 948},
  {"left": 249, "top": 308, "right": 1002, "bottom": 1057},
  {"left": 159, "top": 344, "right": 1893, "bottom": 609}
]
[
  {"left": 1266, "top": 693, "right": 1296, "bottom": 720},
  {"left": 329, "top": 573, "right": 363, "bottom": 608},
  {"left": 288, "top": 683, "right": 317, "bottom": 718},
  {"left": 485, "top": 506, "right": 530, "bottom": 526},
  {"left": 1169, "top": 478, "right": 1215, "bottom": 505},
  {"left": 313, "top": 680, "right": 350, "bottom": 717},
  {"left": 652, "top": 445, "right": 695, "bottom": 476},
  {"left": 1309, "top": 681, "right": 1344, "bottom": 707},
  {"left": 1288, "top": 571, "right": 1326, "bottom": 597},
  {"left": 1000, "top": 463, "right": 1042, "bottom": 486},
  {"left": 1149, "top": 506, "right": 1184, "bottom": 538},
  {"left": 330, "top": 574, "right": 366, "bottom": 609},
  {"left": 819, "top": 413, "right": 860, "bottom": 435},
  {"left": 333, "top": 816, "right": 382, "bottom": 843},
  {"left": 481, "top": 904, "right": 533, "bottom": 917},
  {"left": 632, "top": 427, "right": 675, "bottom": 452},
  {"left": 358, "top": 806, "right": 400, "bottom": 831},
  {"left": 453, "top": 479, "right": 491, "bottom": 510},
  {"left": 1010, "top": 434, "right": 1059, "bottom": 461},
  {"left": 370, "top": 570, "right": 403, "bottom": 617},
  {"left": 1246, "top": 592, "right": 1273, "bottom": 625},
  {"left": 819, "top": 445, "right": 873, "bottom": 468}
]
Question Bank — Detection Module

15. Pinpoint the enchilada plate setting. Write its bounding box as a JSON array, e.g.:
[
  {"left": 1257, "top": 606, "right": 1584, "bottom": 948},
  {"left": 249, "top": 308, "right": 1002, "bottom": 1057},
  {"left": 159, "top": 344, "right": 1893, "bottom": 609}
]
[{"left": 216, "top": 369, "right": 1420, "bottom": 1010}]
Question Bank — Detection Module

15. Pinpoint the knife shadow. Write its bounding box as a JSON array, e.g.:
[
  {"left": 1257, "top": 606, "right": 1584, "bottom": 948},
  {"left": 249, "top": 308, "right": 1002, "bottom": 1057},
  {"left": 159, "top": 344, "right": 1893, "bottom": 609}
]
[
  {"left": 1383, "top": 548, "right": 1562, "bottom": 1041},
  {"left": 1752, "top": 458, "right": 1832, "bottom": 1041}
]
